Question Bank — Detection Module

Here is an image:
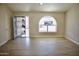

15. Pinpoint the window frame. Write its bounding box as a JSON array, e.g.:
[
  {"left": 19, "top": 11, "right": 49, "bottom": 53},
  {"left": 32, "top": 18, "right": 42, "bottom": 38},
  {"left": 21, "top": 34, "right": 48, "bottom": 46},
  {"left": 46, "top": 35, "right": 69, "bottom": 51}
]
[{"left": 39, "top": 16, "right": 57, "bottom": 32}]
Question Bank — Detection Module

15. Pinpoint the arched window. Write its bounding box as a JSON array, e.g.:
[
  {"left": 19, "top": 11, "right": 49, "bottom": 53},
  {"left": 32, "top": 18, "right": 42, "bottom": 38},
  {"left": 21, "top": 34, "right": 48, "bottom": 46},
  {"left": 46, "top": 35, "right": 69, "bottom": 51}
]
[{"left": 39, "top": 16, "right": 57, "bottom": 32}]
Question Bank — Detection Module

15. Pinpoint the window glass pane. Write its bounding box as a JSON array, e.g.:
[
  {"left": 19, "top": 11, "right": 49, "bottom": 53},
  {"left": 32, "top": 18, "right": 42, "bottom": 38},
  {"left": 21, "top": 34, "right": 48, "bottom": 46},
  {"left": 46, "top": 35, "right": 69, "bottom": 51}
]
[
  {"left": 48, "top": 26, "right": 57, "bottom": 32},
  {"left": 25, "top": 16, "right": 29, "bottom": 29},
  {"left": 39, "top": 26, "right": 47, "bottom": 32},
  {"left": 39, "top": 16, "right": 57, "bottom": 32},
  {"left": 26, "top": 29, "right": 29, "bottom": 37}
]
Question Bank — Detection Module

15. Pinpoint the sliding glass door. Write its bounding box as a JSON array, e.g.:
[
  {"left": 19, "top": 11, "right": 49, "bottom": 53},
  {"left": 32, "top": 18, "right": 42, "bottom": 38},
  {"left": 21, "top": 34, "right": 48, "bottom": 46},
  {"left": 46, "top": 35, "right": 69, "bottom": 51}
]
[{"left": 13, "top": 16, "right": 29, "bottom": 38}]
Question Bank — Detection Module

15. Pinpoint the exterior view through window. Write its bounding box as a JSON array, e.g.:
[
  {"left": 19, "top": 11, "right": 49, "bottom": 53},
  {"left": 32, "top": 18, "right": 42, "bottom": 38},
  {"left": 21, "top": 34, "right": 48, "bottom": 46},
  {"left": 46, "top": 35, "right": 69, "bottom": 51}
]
[{"left": 39, "top": 16, "right": 57, "bottom": 32}]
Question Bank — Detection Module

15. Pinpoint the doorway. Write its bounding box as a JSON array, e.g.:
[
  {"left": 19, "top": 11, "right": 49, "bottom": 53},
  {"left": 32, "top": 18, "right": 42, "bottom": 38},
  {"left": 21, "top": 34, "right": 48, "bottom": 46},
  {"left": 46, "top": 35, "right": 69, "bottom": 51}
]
[{"left": 13, "top": 16, "right": 29, "bottom": 38}]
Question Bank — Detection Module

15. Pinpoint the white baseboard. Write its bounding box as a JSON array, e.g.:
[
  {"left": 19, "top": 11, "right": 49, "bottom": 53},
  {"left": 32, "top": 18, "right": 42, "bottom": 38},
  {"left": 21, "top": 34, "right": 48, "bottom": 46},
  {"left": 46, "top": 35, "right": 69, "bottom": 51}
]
[
  {"left": 30, "top": 36, "right": 64, "bottom": 38},
  {"left": 65, "top": 36, "right": 79, "bottom": 45},
  {"left": 0, "top": 39, "right": 9, "bottom": 47}
]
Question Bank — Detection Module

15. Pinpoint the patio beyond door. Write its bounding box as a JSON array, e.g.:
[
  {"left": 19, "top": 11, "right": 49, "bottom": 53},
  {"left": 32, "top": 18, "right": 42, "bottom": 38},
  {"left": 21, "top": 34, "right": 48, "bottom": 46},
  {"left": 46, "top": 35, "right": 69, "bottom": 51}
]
[{"left": 13, "top": 16, "right": 29, "bottom": 38}]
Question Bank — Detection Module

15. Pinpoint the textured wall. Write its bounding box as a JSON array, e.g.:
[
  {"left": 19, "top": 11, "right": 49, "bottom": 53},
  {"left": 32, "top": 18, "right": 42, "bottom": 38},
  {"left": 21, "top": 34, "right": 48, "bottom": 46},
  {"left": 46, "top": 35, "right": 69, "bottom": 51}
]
[{"left": 65, "top": 5, "right": 79, "bottom": 44}]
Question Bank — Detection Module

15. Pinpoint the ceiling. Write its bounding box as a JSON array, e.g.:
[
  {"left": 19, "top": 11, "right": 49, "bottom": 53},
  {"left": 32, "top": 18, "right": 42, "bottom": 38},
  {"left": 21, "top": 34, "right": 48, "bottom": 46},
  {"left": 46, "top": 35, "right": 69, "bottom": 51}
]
[{"left": 6, "top": 3, "right": 78, "bottom": 12}]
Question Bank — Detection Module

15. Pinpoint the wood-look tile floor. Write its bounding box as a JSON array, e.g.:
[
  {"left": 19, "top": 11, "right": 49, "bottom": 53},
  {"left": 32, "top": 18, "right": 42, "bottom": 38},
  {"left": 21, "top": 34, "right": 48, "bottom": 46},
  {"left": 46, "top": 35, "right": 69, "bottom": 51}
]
[{"left": 0, "top": 37, "right": 79, "bottom": 56}]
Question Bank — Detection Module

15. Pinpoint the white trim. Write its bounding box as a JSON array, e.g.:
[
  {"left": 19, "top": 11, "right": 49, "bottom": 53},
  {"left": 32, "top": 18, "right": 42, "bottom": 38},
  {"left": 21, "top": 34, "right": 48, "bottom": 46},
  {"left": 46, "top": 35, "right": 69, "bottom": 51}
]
[
  {"left": 65, "top": 35, "right": 79, "bottom": 45},
  {"left": 30, "top": 36, "right": 64, "bottom": 38},
  {"left": 31, "top": 36, "right": 64, "bottom": 38},
  {"left": 0, "top": 39, "right": 9, "bottom": 47}
]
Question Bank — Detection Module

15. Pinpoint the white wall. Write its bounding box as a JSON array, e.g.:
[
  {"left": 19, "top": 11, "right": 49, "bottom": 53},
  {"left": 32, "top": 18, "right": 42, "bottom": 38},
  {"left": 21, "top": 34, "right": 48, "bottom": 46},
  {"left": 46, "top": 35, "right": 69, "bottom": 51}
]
[
  {"left": 0, "top": 4, "right": 12, "bottom": 46},
  {"left": 65, "top": 5, "right": 79, "bottom": 45},
  {"left": 14, "top": 12, "right": 65, "bottom": 37}
]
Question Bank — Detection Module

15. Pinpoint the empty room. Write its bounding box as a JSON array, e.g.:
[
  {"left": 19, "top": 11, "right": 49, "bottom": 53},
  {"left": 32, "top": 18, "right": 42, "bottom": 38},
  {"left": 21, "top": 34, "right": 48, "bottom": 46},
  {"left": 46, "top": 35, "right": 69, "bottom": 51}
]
[{"left": 0, "top": 3, "right": 79, "bottom": 56}]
